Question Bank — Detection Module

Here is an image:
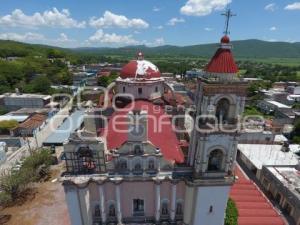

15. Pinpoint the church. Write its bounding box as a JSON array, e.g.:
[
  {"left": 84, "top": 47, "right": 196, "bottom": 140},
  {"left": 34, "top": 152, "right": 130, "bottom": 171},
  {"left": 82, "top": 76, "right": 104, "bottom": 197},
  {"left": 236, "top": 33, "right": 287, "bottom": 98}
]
[{"left": 61, "top": 12, "right": 248, "bottom": 225}]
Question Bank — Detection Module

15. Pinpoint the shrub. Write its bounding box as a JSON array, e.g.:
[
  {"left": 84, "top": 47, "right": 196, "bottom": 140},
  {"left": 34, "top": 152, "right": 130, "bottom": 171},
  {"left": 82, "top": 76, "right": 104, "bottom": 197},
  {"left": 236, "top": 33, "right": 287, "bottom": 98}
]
[
  {"left": 0, "top": 149, "right": 53, "bottom": 206},
  {"left": 22, "top": 149, "right": 53, "bottom": 170},
  {"left": 0, "top": 170, "right": 29, "bottom": 203},
  {"left": 225, "top": 198, "right": 238, "bottom": 225}
]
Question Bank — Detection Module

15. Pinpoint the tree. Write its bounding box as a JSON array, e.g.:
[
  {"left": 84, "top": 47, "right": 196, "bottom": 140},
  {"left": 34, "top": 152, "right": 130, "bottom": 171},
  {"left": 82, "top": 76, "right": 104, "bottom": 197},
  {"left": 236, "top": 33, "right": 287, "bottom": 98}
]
[
  {"left": 0, "top": 120, "right": 18, "bottom": 134},
  {"left": 47, "top": 49, "right": 65, "bottom": 59},
  {"left": 97, "top": 73, "right": 118, "bottom": 87},
  {"left": 225, "top": 198, "right": 238, "bottom": 225},
  {"left": 25, "top": 75, "right": 51, "bottom": 94}
]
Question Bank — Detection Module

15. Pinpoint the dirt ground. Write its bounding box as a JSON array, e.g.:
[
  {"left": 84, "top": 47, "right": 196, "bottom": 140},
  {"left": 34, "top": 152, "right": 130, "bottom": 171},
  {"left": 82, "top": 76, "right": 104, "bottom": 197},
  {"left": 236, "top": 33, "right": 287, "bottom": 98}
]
[{"left": 1, "top": 164, "right": 70, "bottom": 225}]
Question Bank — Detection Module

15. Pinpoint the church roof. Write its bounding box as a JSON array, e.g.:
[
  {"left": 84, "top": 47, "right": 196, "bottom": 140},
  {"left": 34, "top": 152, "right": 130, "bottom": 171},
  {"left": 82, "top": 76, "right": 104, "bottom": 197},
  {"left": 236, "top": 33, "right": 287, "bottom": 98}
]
[
  {"left": 205, "top": 35, "right": 238, "bottom": 74},
  {"left": 100, "top": 100, "right": 184, "bottom": 164}
]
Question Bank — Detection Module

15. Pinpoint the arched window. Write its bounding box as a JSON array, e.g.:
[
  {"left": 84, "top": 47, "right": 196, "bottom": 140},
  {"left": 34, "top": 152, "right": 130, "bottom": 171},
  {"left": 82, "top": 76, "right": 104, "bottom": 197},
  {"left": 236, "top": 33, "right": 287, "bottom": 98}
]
[
  {"left": 77, "top": 146, "right": 95, "bottom": 173},
  {"left": 134, "top": 162, "right": 142, "bottom": 171},
  {"left": 119, "top": 159, "right": 127, "bottom": 169},
  {"left": 216, "top": 98, "right": 230, "bottom": 123},
  {"left": 94, "top": 204, "right": 101, "bottom": 217},
  {"left": 161, "top": 202, "right": 169, "bottom": 215},
  {"left": 176, "top": 202, "right": 183, "bottom": 215},
  {"left": 148, "top": 159, "right": 155, "bottom": 170},
  {"left": 207, "top": 149, "right": 224, "bottom": 171},
  {"left": 108, "top": 204, "right": 116, "bottom": 217},
  {"left": 134, "top": 145, "right": 143, "bottom": 155}
]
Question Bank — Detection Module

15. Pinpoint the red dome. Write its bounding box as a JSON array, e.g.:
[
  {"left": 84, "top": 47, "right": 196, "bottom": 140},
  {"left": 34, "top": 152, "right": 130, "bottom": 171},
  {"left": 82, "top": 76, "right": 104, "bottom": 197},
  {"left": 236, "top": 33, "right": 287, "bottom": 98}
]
[
  {"left": 120, "top": 59, "right": 161, "bottom": 79},
  {"left": 221, "top": 35, "right": 230, "bottom": 44}
]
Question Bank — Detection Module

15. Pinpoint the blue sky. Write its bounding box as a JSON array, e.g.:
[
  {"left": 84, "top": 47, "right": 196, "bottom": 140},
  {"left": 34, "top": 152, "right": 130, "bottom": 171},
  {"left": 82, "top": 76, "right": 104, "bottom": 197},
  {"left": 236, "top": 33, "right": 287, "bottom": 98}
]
[{"left": 0, "top": 0, "right": 299, "bottom": 47}]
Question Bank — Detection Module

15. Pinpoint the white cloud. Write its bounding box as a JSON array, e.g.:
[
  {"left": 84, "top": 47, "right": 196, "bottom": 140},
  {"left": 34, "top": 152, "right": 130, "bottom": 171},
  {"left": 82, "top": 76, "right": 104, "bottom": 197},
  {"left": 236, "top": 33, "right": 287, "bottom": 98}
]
[
  {"left": 0, "top": 8, "right": 85, "bottom": 28},
  {"left": 154, "top": 25, "right": 164, "bottom": 30},
  {"left": 153, "top": 7, "right": 161, "bottom": 12},
  {"left": 264, "top": 3, "right": 276, "bottom": 11},
  {"left": 285, "top": 2, "right": 300, "bottom": 10},
  {"left": 142, "top": 37, "right": 165, "bottom": 47},
  {"left": 88, "top": 29, "right": 139, "bottom": 45},
  {"left": 167, "top": 17, "right": 185, "bottom": 26},
  {"left": 204, "top": 27, "right": 213, "bottom": 31},
  {"left": 180, "top": 0, "right": 231, "bottom": 16},
  {"left": 286, "top": 38, "right": 296, "bottom": 43},
  {"left": 0, "top": 32, "right": 45, "bottom": 42},
  {"left": 89, "top": 11, "right": 149, "bottom": 29},
  {"left": 153, "top": 37, "right": 165, "bottom": 46},
  {"left": 56, "top": 33, "right": 76, "bottom": 43},
  {"left": 269, "top": 26, "right": 277, "bottom": 31}
]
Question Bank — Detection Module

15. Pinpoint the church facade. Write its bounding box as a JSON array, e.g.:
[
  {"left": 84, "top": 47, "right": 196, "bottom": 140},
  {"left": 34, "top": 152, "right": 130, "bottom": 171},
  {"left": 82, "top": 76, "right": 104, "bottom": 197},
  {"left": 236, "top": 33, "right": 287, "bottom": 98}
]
[{"left": 61, "top": 29, "right": 247, "bottom": 225}]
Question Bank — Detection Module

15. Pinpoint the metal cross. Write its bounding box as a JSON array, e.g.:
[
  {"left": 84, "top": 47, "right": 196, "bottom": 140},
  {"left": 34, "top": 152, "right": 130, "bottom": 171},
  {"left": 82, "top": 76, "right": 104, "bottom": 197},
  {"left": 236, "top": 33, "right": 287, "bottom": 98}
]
[{"left": 221, "top": 8, "right": 236, "bottom": 35}]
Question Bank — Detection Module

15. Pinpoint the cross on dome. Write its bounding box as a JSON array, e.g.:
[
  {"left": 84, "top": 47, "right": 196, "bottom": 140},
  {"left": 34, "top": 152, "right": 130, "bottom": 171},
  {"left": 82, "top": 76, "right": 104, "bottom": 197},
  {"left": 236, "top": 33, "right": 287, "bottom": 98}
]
[{"left": 221, "top": 8, "right": 236, "bottom": 36}]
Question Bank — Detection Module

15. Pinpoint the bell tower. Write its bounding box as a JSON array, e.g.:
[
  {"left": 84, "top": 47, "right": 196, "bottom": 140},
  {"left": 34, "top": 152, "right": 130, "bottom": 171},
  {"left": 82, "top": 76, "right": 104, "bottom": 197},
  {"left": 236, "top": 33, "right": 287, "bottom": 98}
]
[
  {"left": 184, "top": 9, "right": 248, "bottom": 225},
  {"left": 187, "top": 33, "right": 248, "bottom": 176}
]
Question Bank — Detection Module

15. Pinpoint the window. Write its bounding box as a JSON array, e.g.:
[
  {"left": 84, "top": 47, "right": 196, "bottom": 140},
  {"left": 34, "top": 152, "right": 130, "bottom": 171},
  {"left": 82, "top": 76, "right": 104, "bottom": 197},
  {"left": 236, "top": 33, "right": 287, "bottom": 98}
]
[
  {"left": 123, "top": 86, "right": 126, "bottom": 93},
  {"left": 133, "top": 199, "right": 144, "bottom": 214},
  {"left": 161, "top": 202, "right": 169, "bottom": 215},
  {"left": 262, "top": 178, "right": 269, "bottom": 189},
  {"left": 134, "top": 145, "right": 143, "bottom": 155},
  {"left": 148, "top": 159, "right": 155, "bottom": 170},
  {"left": 94, "top": 204, "right": 101, "bottom": 217},
  {"left": 176, "top": 202, "right": 183, "bottom": 215},
  {"left": 155, "top": 86, "right": 159, "bottom": 92},
  {"left": 209, "top": 205, "right": 213, "bottom": 213},
  {"left": 216, "top": 98, "right": 230, "bottom": 123},
  {"left": 134, "top": 163, "right": 142, "bottom": 171},
  {"left": 207, "top": 149, "right": 224, "bottom": 172},
  {"left": 138, "top": 88, "right": 143, "bottom": 95},
  {"left": 119, "top": 159, "right": 127, "bottom": 169},
  {"left": 108, "top": 204, "right": 116, "bottom": 217},
  {"left": 284, "top": 202, "right": 293, "bottom": 215},
  {"left": 275, "top": 193, "right": 282, "bottom": 204}
]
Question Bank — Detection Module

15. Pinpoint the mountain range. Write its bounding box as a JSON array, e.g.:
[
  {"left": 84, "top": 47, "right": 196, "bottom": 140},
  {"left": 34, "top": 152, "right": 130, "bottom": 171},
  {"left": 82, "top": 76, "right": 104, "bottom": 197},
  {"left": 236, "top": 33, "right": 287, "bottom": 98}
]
[
  {"left": 73, "top": 39, "right": 300, "bottom": 59},
  {"left": 1, "top": 39, "right": 300, "bottom": 59}
]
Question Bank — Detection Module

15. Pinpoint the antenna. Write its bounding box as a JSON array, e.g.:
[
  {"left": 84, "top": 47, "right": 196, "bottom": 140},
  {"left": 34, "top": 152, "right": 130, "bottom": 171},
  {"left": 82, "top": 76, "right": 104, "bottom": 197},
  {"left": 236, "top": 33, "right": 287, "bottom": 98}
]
[{"left": 221, "top": 8, "right": 236, "bottom": 35}]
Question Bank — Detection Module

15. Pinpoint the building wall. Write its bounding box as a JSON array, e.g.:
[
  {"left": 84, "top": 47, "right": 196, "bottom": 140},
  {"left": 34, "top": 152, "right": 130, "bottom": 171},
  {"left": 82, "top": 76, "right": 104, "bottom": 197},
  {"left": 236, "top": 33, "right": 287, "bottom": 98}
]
[
  {"left": 64, "top": 180, "right": 186, "bottom": 225},
  {"left": 2, "top": 96, "right": 50, "bottom": 110},
  {"left": 116, "top": 80, "right": 164, "bottom": 100},
  {"left": 260, "top": 167, "right": 300, "bottom": 225},
  {"left": 120, "top": 181, "right": 155, "bottom": 217},
  {"left": 192, "top": 186, "right": 230, "bottom": 225}
]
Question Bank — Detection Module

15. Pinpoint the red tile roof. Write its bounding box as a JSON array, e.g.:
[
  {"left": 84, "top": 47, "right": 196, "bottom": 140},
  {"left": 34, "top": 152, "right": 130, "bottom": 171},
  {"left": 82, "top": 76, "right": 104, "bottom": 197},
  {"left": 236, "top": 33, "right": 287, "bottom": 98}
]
[
  {"left": 230, "top": 167, "right": 285, "bottom": 225},
  {"left": 205, "top": 36, "right": 238, "bottom": 74},
  {"left": 18, "top": 113, "right": 47, "bottom": 129},
  {"left": 101, "top": 100, "right": 184, "bottom": 163}
]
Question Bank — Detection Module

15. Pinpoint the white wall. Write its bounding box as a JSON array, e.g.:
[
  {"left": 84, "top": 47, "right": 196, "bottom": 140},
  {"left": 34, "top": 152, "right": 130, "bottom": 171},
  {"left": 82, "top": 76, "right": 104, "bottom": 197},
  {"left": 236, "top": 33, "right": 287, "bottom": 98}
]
[
  {"left": 192, "top": 186, "right": 230, "bottom": 225},
  {"left": 65, "top": 187, "right": 83, "bottom": 225},
  {"left": 116, "top": 80, "right": 164, "bottom": 100}
]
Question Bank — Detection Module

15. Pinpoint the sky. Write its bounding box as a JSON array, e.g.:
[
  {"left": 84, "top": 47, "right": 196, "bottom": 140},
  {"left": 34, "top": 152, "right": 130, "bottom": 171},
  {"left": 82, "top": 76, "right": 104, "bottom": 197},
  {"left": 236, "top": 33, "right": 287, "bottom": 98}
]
[{"left": 0, "top": 0, "right": 299, "bottom": 48}]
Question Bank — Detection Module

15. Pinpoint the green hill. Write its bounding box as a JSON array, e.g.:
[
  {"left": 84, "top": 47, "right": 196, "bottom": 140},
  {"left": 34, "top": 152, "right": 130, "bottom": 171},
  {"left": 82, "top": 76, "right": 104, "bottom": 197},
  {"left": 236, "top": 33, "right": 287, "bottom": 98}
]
[{"left": 73, "top": 39, "right": 300, "bottom": 59}]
